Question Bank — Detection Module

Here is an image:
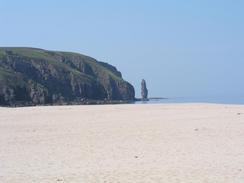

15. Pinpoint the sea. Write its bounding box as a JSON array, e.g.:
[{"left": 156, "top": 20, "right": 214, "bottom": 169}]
[{"left": 135, "top": 96, "right": 244, "bottom": 105}]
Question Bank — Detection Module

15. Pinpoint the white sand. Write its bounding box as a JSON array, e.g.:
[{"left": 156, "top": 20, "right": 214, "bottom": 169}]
[{"left": 0, "top": 103, "right": 244, "bottom": 183}]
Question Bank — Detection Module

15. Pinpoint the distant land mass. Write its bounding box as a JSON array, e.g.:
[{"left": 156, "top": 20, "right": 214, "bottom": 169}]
[{"left": 0, "top": 47, "right": 135, "bottom": 106}]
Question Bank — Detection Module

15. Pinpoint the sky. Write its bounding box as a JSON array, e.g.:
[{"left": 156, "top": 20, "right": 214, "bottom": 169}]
[{"left": 0, "top": 0, "right": 244, "bottom": 98}]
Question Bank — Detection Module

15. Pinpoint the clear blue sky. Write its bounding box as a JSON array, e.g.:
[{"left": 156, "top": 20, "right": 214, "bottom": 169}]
[{"left": 1, "top": 0, "right": 244, "bottom": 98}]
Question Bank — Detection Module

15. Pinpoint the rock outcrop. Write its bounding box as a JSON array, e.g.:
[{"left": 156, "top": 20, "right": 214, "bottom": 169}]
[
  {"left": 0, "top": 47, "right": 135, "bottom": 106},
  {"left": 141, "top": 79, "right": 148, "bottom": 100}
]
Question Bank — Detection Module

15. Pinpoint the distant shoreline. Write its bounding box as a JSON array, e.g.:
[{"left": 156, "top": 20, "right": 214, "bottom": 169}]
[
  {"left": 135, "top": 97, "right": 167, "bottom": 101},
  {"left": 2, "top": 96, "right": 244, "bottom": 107},
  {"left": 1, "top": 98, "right": 169, "bottom": 108},
  {"left": 0, "top": 99, "right": 135, "bottom": 108}
]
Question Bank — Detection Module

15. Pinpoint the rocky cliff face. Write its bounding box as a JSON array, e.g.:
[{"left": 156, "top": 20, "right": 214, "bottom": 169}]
[{"left": 0, "top": 47, "right": 135, "bottom": 106}]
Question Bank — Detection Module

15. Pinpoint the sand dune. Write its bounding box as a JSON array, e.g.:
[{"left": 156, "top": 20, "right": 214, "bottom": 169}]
[{"left": 0, "top": 103, "right": 244, "bottom": 183}]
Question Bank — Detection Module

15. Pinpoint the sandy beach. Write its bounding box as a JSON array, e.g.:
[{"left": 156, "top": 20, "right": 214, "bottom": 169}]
[{"left": 0, "top": 103, "right": 244, "bottom": 183}]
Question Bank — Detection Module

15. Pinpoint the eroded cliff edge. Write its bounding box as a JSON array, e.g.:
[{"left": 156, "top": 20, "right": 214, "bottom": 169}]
[{"left": 0, "top": 47, "right": 135, "bottom": 106}]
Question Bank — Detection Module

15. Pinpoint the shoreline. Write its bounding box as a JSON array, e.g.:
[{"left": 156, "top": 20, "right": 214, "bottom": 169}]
[
  {"left": 1, "top": 101, "right": 244, "bottom": 108},
  {"left": 0, "top": 99, "right": 135, "bottom": 108}
]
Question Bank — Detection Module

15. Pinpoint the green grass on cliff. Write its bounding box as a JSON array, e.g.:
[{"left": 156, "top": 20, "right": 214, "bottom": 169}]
[
  {"left": 59, "top": 51, "right": 124, "bottom": 82},
  {"left": 0, "top": 47, "right": 95, "bottom": 82},
  {"left": 1, "top": 47, "right": 65, "bottom": 65},
  {"left": 0, "top": 49, "right": 6, "bottom": 58},
  {"left": 0, "top": 47, "right": 126, "bottom": 88},
  {"left": 0, "top": 47, "right": 123, "bottom": 82},
  {"left": 1, "top": 47, "right": 49, "bottom": 58}
]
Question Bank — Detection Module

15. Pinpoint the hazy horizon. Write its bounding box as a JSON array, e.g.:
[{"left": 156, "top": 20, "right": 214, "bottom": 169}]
[{"left": 1, "top": 0, "right": 243, "bottom": 99}]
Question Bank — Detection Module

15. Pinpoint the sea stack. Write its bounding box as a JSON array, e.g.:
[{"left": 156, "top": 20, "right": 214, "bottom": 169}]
[{"left": 141, "top": 79, "right": 148, "bottom": 100}]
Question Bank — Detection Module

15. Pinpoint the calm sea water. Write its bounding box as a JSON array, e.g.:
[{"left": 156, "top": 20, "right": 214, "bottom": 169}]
[{"left": 135, "top": 96, "right": 244, "bottom": 105}]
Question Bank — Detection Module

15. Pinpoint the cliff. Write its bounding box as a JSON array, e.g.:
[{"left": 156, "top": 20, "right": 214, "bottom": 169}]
[{"left": 0, "top": 47, "right": 135, "bottom": 106}]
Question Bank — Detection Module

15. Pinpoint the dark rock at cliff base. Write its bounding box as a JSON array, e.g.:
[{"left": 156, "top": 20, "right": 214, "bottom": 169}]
[{"left": 0, "top": 47, "right": 135, "bottom": 106}]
